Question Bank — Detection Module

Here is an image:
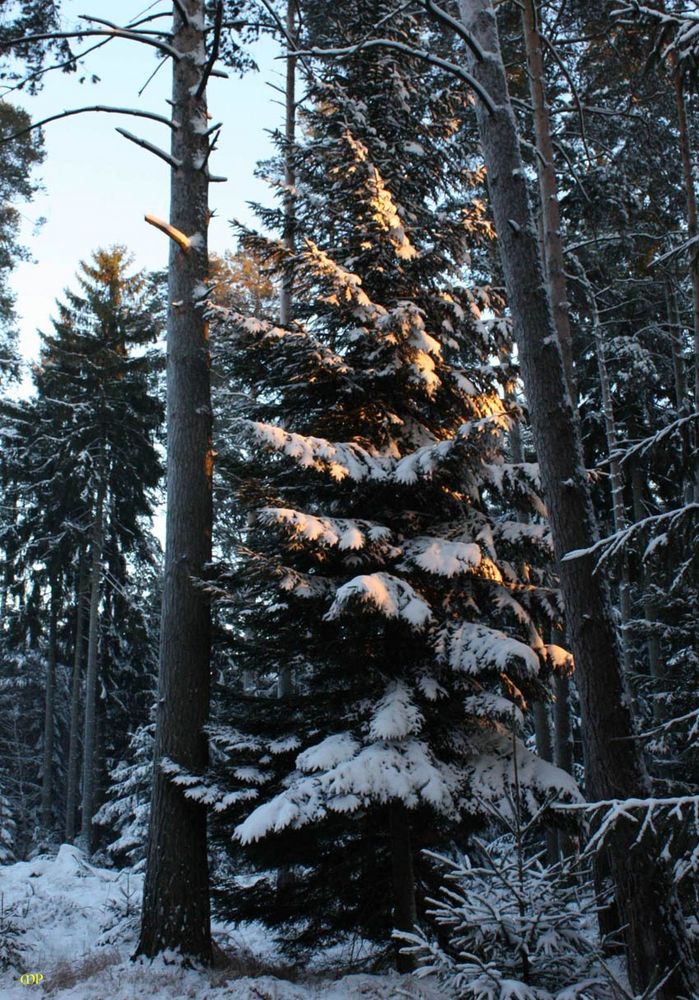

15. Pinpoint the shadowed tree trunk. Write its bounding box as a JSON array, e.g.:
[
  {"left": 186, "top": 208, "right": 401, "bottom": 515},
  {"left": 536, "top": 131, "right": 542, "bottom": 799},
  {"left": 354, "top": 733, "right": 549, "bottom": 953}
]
[
  {"left": 457, "top": 2, "right": 696, "bottom": 995},
  {"left": 41, "top": 575, "right": 59, "bottom": 832},
  {"left": 389, "top": 802, "right": 417, "bottom": 972},
  {"left": 79, "top": 460, "right": 106, "bottom": 853},
  {"left": 136, "top": 0, "right": 214, "bottom": 964},
  {"left": 65, "top": 554, "right": 88, "bottom": 842}
]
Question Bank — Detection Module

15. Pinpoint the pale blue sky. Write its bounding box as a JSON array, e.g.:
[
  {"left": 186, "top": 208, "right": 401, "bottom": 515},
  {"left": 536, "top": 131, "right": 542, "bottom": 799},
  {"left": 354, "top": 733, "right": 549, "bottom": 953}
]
[{"left": 6, "top": 0, "right": 279, "bottom": 376}]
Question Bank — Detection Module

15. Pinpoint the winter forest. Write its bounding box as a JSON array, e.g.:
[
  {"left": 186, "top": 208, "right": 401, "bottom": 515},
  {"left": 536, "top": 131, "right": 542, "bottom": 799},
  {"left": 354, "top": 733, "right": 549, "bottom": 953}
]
[{"left": 0, "top": 1, "right": 698, "bottom": 998}]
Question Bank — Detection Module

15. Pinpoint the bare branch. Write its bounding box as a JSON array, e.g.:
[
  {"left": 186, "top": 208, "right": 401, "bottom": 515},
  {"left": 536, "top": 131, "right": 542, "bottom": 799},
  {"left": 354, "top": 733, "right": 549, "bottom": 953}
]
[
  {"left": 1, "top": 28, "right": 181, "bottom": 62},
  {"left": 0, "top": 104, "right": 177, "bottom": 144},
  {"left": 419, "top": 0, "right": 486, "bottom": 61},
  {"left": 116, "top": 127, "right": 181, "bottom": 169},
  {"left": 291, "top": 39, "right": 496, "bottom": 114},
  {"left": 145, "top": 213, "right": 191, "bottom": 253},
  {"left": 195, "top": 0, "right": 224, "bottom": 100}
]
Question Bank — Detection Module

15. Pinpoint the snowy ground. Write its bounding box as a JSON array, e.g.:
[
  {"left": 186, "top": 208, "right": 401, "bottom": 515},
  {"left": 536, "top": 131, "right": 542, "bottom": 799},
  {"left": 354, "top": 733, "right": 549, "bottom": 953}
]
[{"left": 0, "top": 845, "right": 446, "bottom": 999}]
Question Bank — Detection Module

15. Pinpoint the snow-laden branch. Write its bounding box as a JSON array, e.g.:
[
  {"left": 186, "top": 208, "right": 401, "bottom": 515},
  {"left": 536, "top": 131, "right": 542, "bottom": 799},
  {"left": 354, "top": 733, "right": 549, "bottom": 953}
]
[
  {"left": 290, "top": 39, "right": 496, "bottom": 115},
  {"left": 562, "top": 503, "right": 699, "bottom": 567}
]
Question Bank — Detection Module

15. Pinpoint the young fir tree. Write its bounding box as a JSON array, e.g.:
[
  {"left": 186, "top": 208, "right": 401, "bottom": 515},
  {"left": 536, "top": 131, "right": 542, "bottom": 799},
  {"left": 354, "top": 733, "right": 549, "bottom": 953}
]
[{"left": 183, "top": 6, "right": 580, "bottom": 962}]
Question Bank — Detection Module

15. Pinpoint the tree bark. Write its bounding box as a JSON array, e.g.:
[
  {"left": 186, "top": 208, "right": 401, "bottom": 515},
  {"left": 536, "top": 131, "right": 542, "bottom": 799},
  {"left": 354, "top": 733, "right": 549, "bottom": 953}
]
[
  {"left": 137, "top": 0, "right": 213, "bottom": 964},
  {"left": 78, "top": 464, "right": 106, "bottom": 853},
  {"left": 65, "top": 555, "right": 88, "bottom": 842},
  {"left": 389, "top": 802, "right": 417, "bottom": 972},
  {"left": 672, "top": 66, "right": 699, "bottom": 503},
  {"left": 41, "top": 576, "right": 58, "bottom": 832},
  {"left": 631, "top": 465, "right": 664, "bottom": 720},
  {"left": 277, "top": 0, "right": 297, "bottom": 701},
  {"left": 456, "top": 3, "right": 695, "bottom": 995}
]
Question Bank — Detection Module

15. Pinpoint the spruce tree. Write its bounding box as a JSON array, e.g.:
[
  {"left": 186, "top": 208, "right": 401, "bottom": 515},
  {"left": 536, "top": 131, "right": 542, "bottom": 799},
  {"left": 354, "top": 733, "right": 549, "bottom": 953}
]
[{"left": 195, "top": 5, "right": 580, "bottom": 962}]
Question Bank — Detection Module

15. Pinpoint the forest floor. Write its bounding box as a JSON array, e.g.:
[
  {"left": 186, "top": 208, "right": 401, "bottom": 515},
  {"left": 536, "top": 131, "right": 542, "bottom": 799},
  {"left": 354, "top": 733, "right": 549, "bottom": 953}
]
[{"left": 0, "top": 845, "right": 446, "bottom": 999}]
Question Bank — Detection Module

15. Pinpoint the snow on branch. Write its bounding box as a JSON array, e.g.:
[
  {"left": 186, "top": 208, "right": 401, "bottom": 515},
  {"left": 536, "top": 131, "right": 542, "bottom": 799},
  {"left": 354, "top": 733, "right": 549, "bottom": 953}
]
[
  {"left": 0, "top": 105, "right": 177, "bottom": 145},
  {"left": 235, "top": 738, "right": 459, "bottom": 843},
  {"left": 448, "top": 622, "right": 540, "bottom": 678},
  {"left": 259, "top": 507, "right": 393, "bottom": 552},
  {"left": 563, "top": 503, "right": 699, "bottom": 569},
  {"left": 291, "top": 38, "right": 496, "bottom": 114},
  {"left": 402, "top": 535, "right": 482, "bottom": 576},
  {"left": 554, "top": 795, "right": 699, "bottom": 880},
  {"left": 324, "top": 572, "right": 433, "bottom": 629}
]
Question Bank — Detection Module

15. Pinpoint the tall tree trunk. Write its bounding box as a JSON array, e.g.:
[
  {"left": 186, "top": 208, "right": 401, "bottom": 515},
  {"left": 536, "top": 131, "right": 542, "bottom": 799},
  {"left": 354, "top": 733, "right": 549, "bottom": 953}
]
[
  {"left": 277, "top": 0, "right": 297, "bottom": 701},
  {"left": 41, "top": 576, "right": 59, "bottom": 832},
  {"left": 631, "top": 466, "right": 664, "bottom": 721},
  {"left": 137, "top": 0, "right": 213, "bottom": 963},
  {"left": 457, "top": 3, "right": 695, "bottom": 995},
  {"left": 278, "top": 0, "right": 297, "bottom": 329},
  {"left": 389, "top": 802, "right": 417, "bottom": 972},
  {"left": 79, "top": 468, "right": 106, "bottom": 853},
  {"left": 65, "top": 555, "right": 88, "bottom": 842},
  {"left": 671, "top": 64, "right": 699, "bottom": 503}
]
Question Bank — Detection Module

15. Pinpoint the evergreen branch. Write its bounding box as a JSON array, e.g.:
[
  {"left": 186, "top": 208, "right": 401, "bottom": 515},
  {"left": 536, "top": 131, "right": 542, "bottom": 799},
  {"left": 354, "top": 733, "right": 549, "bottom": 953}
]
[
  {"left": 116, "top": 128, "right": 181, "bottom": 170},
  {"left": 0, "top": 106, "right": 176, "bottom": 145},
  {"left": 290, "top": 39, "right": 496, "bottom": 114}
]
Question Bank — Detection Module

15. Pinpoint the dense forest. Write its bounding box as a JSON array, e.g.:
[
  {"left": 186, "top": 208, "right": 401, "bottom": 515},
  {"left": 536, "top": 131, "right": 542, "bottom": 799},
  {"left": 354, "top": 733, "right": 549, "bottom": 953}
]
[{"left": 0, "top": 2, "right": 698, "bottom": 998}]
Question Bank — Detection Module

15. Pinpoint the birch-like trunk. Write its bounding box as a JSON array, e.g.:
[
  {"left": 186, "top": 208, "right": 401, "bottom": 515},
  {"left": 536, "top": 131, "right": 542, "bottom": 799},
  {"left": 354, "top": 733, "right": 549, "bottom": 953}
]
[
  {"left": 457, "top": 3, "right": 695, "bottom": 994},
  {"left": 137, "top": 0, "right": 213, "bottom": 963},
  {"left": 65, "top": 555, "right": 88, "bottom": 842},
  {"left": 78, "top": 466, "right": 106, "bottom": 853}
]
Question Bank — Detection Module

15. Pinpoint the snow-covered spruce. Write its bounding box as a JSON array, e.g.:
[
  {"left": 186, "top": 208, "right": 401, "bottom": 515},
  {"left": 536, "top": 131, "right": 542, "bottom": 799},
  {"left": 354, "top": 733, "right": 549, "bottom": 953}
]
[{"left": 195, "top": 2, "right": 579, "bottom": 961}]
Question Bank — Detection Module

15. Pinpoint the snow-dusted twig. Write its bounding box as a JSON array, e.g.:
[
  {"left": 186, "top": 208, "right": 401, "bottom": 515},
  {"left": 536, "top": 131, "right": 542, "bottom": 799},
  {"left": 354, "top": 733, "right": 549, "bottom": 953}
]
[{"left": 116, "top": 128, "right": 181, "bottom": 170}]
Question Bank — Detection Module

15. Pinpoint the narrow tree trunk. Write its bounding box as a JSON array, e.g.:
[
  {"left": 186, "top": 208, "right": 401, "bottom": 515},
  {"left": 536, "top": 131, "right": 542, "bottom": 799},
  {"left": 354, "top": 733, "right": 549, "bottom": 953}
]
[
  {"left": 457, "top": 3, "right": 695, "bottom": 994},
  {"left": 532, "top": 701, "right": 558, "bottom": 864},
  {"left": 668, "top": 284, "right": 693, "bottom": 505},
  {"left": 137, "top": 0, "right": 213, "bottom": 963},
  {"left": 278, "top": 0, "right": 297, "bottom": 329},
  {"left": 79, "top": 469, "right": 106, "bottom": 853},
  {"left": 631, "top": 466, "right": 664, "bottom": 720},
  {"left": 389, "top": 802, "right": 417, "bottom": 972},
  {"left": 277, "top": 0, "right": 297, "bottom": 701},
  {"left": 672, "top": 65, "right": 699, "bottom": 503},
  {"left": 66, "top": 555, "right": 88, "bottom": 842},
  {"left": 41, "top": 577, "right": 59, "bottom": 832}
]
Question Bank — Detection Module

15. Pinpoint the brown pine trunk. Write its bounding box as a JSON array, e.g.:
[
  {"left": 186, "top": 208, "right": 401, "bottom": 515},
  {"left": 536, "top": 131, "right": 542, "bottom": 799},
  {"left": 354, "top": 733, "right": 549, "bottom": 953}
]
[
  {"left": 389, "top": 802, "right": 417, "bottom": 972},
  {"left": 65, "top": 555, "right": 88, "bottom": 842},
  {"left": 456, "top": 3, "right": 696, "bottom": 995},
  {"left": 137, "top": 0, "right": 213, "bottom": 964}
]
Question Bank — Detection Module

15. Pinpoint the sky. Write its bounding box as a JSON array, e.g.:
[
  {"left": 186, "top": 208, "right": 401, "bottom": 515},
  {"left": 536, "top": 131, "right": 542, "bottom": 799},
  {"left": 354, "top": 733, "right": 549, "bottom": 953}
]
[{"left": 5, "top": 0, "right": 279, "bottom": 381}]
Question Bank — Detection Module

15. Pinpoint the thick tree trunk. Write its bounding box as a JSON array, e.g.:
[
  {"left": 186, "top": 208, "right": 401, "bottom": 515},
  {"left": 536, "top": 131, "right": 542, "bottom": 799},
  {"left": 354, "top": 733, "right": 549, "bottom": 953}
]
[
  {"left": 137, "top": 0, "right": 213, "bottom": 964},
  {"left": 389, "top": 802, "right": 417, "bottom": 972},
  {"left": 65, "top": 555, "right": 88, "bottom": 842},
  {"left": 41, "top": 577, "right": 59, "bottom": 832},
  {"left": 457, "top": 3, "right": 695, "bottom": 995},
  {"left": 79, "top": 469, "right": 106, "bottom": 853}
]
